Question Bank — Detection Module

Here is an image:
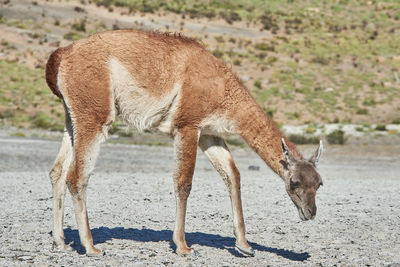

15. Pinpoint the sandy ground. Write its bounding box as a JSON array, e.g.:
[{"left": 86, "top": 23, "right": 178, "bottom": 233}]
[{"left": 0, "top": 136, "right": 400, "bottom": 266}]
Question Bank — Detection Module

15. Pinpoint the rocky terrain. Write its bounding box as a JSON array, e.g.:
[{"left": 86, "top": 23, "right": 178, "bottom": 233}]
[{"left": 0, "top": 136, "right": 399, "bottom": 266}]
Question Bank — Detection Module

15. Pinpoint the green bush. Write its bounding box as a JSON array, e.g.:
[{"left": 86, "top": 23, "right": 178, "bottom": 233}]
[
  {"left": 305, "top": 126, "right": 316, "bottom": 134},
  {"left": 375, "top": 124, "right": 386, "bottom": 131},
  {"left": 259, "top": 11, "right": 278, "bottom": 31},
  {"left": 233, "top": 59, "right": 241, "bottom": 66},
  {"left": 32, "top": 112, "right": 53, "bottom": 129},
  {"left": 10, "top": 132, "right": 25, "bottom": 137},
  {"left": 327, "top": 130, "right": 346, "bottom": 144},
  {"left": 108, "top": 121, "right": 119, "bottom": 134},
  {"left": 288, "top": 134, "right": 320, "bottom": 145},
  {"left": 0, "top": 109, "right": 14, "bottom": 119},
  {"left": 253, "top": 80, "right": 262, "bottom": 89},
  {"left": 254, "top": 43, "right": 275, "bottom": 52},
  {"left": 356, "top": 108, "right": 368, "bottom": 115},
  {"left": 63, "top": 32, "right": 82, "bottom": 41},
  {"left": 71, "top": 19, "right": 86, "bottom": 32},
  {"left": 392, "top": 118, "right": 400, "bottom": 124},
  {"left": 263, "top": 107, "right": 275, "bottom": 118},
  {"left": 32, "top": 112, "right": 63, "bottom": 131},
  {"left": 212, "top": 49, "right": 224, "bottom": 58}
]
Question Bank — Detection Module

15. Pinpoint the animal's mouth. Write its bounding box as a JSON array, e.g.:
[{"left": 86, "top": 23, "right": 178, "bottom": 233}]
[{"left": 298, "top": 207, "right": 315, "bottom": 221}]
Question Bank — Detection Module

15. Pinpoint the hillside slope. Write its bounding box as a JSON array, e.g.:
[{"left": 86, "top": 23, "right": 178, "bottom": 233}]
[{"left": 0, "top": 0, "right": 399, "bottom": 130}]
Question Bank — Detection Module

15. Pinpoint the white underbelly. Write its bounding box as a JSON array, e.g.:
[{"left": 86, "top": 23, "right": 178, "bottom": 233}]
[{"left": 200, "top": 114, "right": 236, "bottom": 137}]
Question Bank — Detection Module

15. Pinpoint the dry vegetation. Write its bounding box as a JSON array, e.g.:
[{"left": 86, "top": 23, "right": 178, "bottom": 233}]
[{"left": 0, "top": 0, "right": 399, "bottom": 132}]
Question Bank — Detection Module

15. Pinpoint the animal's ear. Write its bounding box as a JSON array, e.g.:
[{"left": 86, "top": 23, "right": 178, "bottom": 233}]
[
  {"left": 281, "top": 138, "right": 297, "bottom": 167},
  {"left": 309, "top": 140, "right": 323, "bottom": 167}
]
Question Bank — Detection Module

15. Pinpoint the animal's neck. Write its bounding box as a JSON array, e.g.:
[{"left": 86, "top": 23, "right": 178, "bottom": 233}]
[{"left": 225, "top": 82, "right": 302, "bottom": 178}]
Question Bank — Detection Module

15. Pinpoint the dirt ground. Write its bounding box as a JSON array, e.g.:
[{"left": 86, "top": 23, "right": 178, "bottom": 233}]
[{"left": 0, "top": 136, "right": 399, "bottom": 266}]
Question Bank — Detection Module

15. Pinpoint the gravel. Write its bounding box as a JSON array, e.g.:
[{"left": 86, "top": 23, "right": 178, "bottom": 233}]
[{"left": 0, "top": 137, "right": 399, "bottom": 266}]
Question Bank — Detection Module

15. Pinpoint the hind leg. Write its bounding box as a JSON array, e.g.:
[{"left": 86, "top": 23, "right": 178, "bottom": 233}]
[
  {"left": 65, "top": 123, "right": 110, "bottom": 256},
  {"left": 50, "top": 131, "right": 73, "bottom": 251},
  {"left": 54, "top": 55, "right": 115, "bottom": 255},
  {"left": 50, "top": 108, "right": 74, "bottom": 251}
]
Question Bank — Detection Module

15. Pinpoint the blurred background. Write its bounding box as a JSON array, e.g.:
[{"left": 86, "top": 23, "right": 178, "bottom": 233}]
[{"left": 0, "top": 0, "right": 399, "bottom": 145}]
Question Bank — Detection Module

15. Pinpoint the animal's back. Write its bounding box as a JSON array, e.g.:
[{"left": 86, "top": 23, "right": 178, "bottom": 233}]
[{"left": 46, "top": 30, "right": 229, "bottom": 133}]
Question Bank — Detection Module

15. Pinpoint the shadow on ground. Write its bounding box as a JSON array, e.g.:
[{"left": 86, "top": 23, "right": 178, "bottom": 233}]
[{"left": 62, "top": 227, "right": 310, "bottom": 261}]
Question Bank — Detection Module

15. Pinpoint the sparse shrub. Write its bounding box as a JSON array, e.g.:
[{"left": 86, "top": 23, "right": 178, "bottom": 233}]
[
  {"left": 212, "top": 49, "right": 224, "bottom": 58},
  {"left": 96, "top": 0, "right": 112, "bottom": 7},
  {"left": 253, "top": 80, "right": 262, "bottom": 89},
  {"left": 327, "top": 130, "right": 346, "bottom": 144},
  {"left": 233, "top": 59, "right": 241, "bottom": 66},
  {"left": 1, "top": 40, "right": 9, "bottom": 47},
  {"left": 263, "top": 107, "right": 275, "bottom": 118},
  {"left": 342, "top": 117, "right": 352, "bottom": 124},
  {"left": 265, "top": 56, "right": 278, "bottom": 65},
  {"left": 311, "top": 56, "right": 330, "bottom": 65},
  {"left": 355, "top": 126, "right": 364, "bottom": 132},
  {"left": 289, "top": 134, "right": 319, "bottom": 145},
  {"left": 254, "top": 43, "right": 275, "bottom": 52},
  {"left": 392, "top": 118, "right": 400, "bottom": 124},
  {"left": 74, "top": 6, "right": 85, "bottom": 13},
  {"left": 363, "top": 98, "right": 376, "bottom": 106},
  {"left": 375, "top": 124, "right": 386, "bottom": 131},
  {"left": 259, "top": 11, "right": 278, "bottom": 31},
  {"left": 293, "top": 112, "right": 301, "bottom": 119},
  {"left": 388, "top": 129, "right": 398, "bottom": 135},
  {"left": 10, "top": 132, "right": 25, "bottom": 137},
  {"left": 214, "top": 36, "right": 224, "bottom": 43},
  {"left": 305, "top": 126, "right": 316, "bottom": 134},
  {"left": 356, "top": 108, "right": 368, "bottom": 115},
  {"left": 119, "top": 130, "right": 133, "bottom": 137},
  {"left": 63, "top": 32, "right": 82, "bottom": 41},
  {"left": 108, "top": 121, "right": 119, "bottom": 134},
  {"left": 257, "top": 53, "right": 267, "bottom": 59},
  {"left": 72, "top": 19, "right": 86, "bottom": 32},
  {"left": 0, "top": 109, "right": 14, "bottom": 119},
  {"left": 220, "top": 11, "right": 241, "bottom": 24},
  {"left": 32, "top": 112, "right": 53, "bottom": 129}
]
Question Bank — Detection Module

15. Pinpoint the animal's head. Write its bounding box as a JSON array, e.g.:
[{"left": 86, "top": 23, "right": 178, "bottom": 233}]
[{"left": 280, "top": 138, "right": 323, "bottom": 221}]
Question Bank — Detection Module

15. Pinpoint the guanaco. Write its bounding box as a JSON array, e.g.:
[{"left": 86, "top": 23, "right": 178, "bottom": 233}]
[{"left": 46, "top": 30, "right": 323, "bottom": 256}]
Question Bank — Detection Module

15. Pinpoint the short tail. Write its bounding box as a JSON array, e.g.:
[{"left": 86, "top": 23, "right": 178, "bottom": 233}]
[{"left": 45, "top": 46, "right": 70, "bottom": 99}]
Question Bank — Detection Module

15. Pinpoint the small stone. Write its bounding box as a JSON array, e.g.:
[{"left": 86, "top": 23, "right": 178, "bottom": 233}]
[{"left": 248, "top": 165, "right": 260, "bottom": 171}]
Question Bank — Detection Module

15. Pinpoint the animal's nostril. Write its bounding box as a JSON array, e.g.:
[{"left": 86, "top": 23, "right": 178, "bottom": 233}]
[
  {"left": 307, "top": 208, "right": 313, "bottom": 215},
  {"left": 311, "top": 207, "right": 317, "bottom": 216}
]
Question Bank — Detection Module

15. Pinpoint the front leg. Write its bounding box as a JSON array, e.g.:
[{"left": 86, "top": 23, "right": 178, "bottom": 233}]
[
  {"left": 172, "top": 127, "right": 199, "bottom": 255},
  {"left": 199, "top": 135, "right": 254, "bottom": 256}
]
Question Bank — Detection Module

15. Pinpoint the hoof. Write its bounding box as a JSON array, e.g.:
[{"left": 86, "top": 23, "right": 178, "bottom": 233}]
[
  {"left": 177, "top": 247, "right": 199, "bottom": 257},
  {"left": 86, "top": 247, "right": 102, "bottom": 257},
  {"left": 53, "top": 242, "right": 74, "bottom": 252},
  {"left": 235, "top": 244, "right": 255, "bottom": 257}
]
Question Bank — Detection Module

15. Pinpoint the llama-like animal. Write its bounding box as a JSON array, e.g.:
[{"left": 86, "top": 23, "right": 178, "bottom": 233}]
[{"left": 46, "top": 30, "right": 323, "bottom": 256}]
